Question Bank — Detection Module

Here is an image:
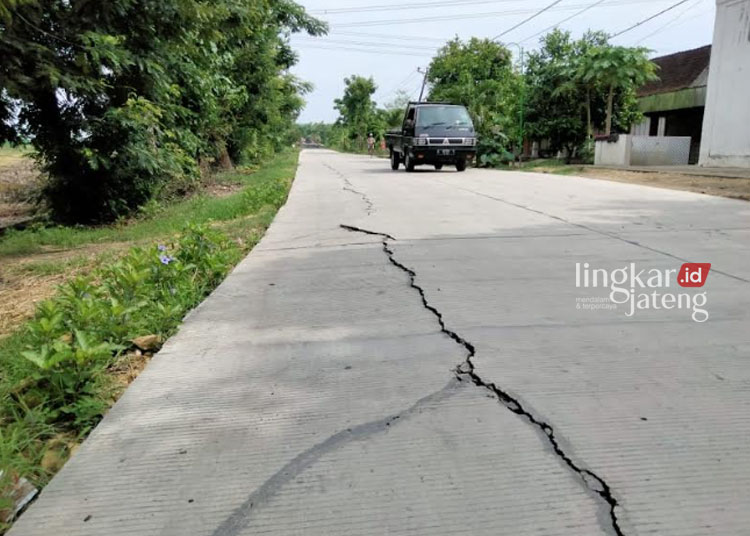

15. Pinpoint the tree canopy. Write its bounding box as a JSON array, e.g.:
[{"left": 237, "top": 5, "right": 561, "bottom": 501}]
[
  {"left": 525, "top": 30, "right": 656, "bottom": 160},
  {"left": 0, "top": 0, "right": 325, "bottom": 223},
  {"left": 427, "top": 38, "right": 522, "bottom": 166},
  {"left": 333, "top": 75, "right": 379, "bottom": 141}
]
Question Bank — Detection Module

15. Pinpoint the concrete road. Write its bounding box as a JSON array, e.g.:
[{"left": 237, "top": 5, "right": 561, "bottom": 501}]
[{"left": 11, "top": 150, "right": 750, "bottom": 536}]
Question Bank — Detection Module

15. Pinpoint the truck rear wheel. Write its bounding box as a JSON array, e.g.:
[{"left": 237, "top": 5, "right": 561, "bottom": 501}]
[
  {"left": 390, "top": 149, "right": 400, "bottom": 170},
  {"left": 404, "top": 153, "right": 415, "bottom": 172},
  {"left": 455, "top": 159, "right": 467, "bottom": 172}
]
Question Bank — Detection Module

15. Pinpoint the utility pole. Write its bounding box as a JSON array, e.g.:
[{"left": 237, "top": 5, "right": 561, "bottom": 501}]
[{"left": 417, "top": 67, "right": 429, "bottom": 102}]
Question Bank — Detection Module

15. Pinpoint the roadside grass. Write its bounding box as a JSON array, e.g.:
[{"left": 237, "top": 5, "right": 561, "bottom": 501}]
[
  {"left": 0, "top": 150, "right": 298, "bottom": 530},
  {"left": 0, "top": 150, "right": 298, "bottom": 257},
  {"left": 518, "top": 159, "right": 587, "bottom": 175}
]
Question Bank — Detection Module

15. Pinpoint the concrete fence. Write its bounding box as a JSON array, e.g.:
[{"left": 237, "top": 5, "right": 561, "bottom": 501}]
[{"left": 595, "top": 135, "right": 691, "bottom": 166}]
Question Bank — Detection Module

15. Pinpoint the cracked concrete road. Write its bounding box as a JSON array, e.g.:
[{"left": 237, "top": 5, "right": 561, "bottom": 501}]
[{"left": 11, "top": 149, "right": 750, "bottom": 536}]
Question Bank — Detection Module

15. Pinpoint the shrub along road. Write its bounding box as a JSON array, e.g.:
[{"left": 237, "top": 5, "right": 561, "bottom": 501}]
[
  {"left": 9, "top": 150, "right": 750, "bottom": 535},
  {"left": 0, "top": 151, "right": 298, "bottom": 530}
]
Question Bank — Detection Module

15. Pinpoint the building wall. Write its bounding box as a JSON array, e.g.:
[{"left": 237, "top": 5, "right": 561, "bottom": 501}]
[
  {"left": 700, "top": 0, "right": 750, "bottom": 167},
  {"left": 595, "top": 136, "right": 631, "bottom": 166},
  {"left": 631, "top": 136, "right": 691, "bottom": 166},
  {"left": 595, "top": 135, "right": 692, "bottom": 166}
]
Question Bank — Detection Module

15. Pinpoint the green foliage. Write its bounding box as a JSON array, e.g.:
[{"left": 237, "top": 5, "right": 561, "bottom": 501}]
[
  {"left": 0, "top": 225, "right": 241, "bottom": 491},
  {"left": 0, "top": 0, "right": 324, "bottom": 224},
  {"left": 378, "top": 90, "right": 411, "bottom": 131},
  {"left": 0, "top": 149, "right": 298, "bottom": 256},
  {"left": 0, "top": 151, "right": 296, "bottom": 531},
  {"left": 302, "top": 86, "right": 408, "bottom": 154},
  {"left": 525, "top": 30, "right": 656, "bottom": 161},
  {"left": 577, "top": 43, "right": 657, "bottom": 135},
  {"left": 332, "top": 75, "right": 384, "bottom": 151},
  {"left": 525, "top": 30, "right": 591, "bottom": 161},
  {"left": 427, "top": 38, "right": 522, "bottom": 166}
]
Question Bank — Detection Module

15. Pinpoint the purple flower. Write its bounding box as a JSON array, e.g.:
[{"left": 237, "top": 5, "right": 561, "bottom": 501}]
[
  {"left": 158, "top": 244, "right": 167, "bottom": 252},
  {"left": 159, "top": 255, "right": 174, "bottom": 265}
]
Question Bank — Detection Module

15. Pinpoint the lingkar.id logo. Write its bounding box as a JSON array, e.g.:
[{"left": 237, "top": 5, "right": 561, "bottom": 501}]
[{"left": 576, "top": 262, "right": 711, "bottom": 322}]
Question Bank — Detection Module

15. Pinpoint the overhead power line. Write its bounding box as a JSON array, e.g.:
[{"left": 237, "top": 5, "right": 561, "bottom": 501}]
[
  {"left": 295, "top": 44, "right": 434, "bottom": 58},
  {"left": 492, "top": 0, "right": 563, "bottom": 40},
  {"left": 310, "top": 0, "right": 518, "bottom": 15},
  {"left": 609, "top": 0, "right": 693, "bottom": 39},
  {"left": 379, "top": 69, "right": 421, "bottom": 99},
  {"left": 330, "top": 0, "right": 658, "bottom": 29},
  {"left": 633, "top": 0, "right": 705, "bottom": 45},
  {"left": 519, "top": 0, "right": 608, "bottom": 44},
  {"left": 329, "top": 31, "right": 450, "bottom": 43},
  {"left": 294, "top": 37, "right": 439, "bottom": 51}
]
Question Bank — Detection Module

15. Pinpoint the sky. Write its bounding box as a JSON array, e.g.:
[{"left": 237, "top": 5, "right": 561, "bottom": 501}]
[{"left": 290, "top": 0, "right": 717, "bottom": 123}]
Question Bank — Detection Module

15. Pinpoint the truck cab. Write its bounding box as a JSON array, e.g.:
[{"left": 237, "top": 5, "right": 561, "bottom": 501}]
[{"left": 385, "top": 102, "right": 477, "bottom": 172}]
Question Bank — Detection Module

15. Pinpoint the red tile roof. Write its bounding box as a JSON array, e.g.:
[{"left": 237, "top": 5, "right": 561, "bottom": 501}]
[{"left": 638, "top": 45, "right": 712, "bottom": 97}]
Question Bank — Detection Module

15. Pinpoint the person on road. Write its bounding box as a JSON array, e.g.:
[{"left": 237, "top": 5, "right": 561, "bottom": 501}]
[{"left": 367, "top": 133, "right": 376, "bottom": 157}]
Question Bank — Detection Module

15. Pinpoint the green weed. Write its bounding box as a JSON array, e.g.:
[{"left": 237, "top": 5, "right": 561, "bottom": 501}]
[
  {"left": 0, "top": 150, "right": 297, "bottom": 530},
  {"left": 0, "top": 150, "right": 297, "bottom": 257}
]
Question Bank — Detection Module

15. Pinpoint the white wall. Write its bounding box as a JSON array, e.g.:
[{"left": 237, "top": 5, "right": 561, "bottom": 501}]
[
  {"left": 632, "top": 136, "right": 691, "bottom": 166},
  {"left": 700, "top": 0, "right": 750, "bottom": 167},
  {"left": 595, "top": 136, "right": 692, "bottom": 166},
  {"left": 595, "top": 136, "right": 631, "bottom": 166}
]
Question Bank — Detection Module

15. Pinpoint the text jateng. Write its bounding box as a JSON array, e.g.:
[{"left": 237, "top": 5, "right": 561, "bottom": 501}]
[{"left": 575, "top": 262, "right": 711, "bottom": 323}]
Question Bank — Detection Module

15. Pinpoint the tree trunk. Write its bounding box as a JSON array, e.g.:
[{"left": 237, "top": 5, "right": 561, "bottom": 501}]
[
  {"left": 605, "top": 84, "right": 615, "bottom": 136},
  {"left": 217, "top": 145, "right": 233, "bottom": 170},
  {"left": 564, "top": 143, "right": 573, "bottom": 164}
]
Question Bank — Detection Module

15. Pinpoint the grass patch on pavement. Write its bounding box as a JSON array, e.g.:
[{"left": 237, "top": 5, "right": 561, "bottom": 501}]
[{"left": 0, "top": 150, "right": 298, "bottom": 530}]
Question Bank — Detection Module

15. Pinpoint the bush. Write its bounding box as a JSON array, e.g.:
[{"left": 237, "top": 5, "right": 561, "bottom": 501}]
[
  {"left": 0, "top": 224, "right": 240, "bottom": 495},
  {"left": 42, "top": 97, "right": 200, "bottom": 224}
]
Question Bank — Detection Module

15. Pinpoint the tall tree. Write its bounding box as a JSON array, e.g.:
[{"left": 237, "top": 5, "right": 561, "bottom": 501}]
[
  {"left": 525, "top": 30, "right": 588, "bottom": 160},
  {"left": 0, "top": 0, "right": 324, "bottom": 223},
  {"left": 427, "top": 38, "right": 521, "bottom": 166},
  {"left": 333, "top": 75, "right": 380, "bottom": 149},
  {"left": 577, "top": 44, "right": 657, "bottom": 135},
  {"left": 526, "top": 30, "right": 654, "bottom": 160}
]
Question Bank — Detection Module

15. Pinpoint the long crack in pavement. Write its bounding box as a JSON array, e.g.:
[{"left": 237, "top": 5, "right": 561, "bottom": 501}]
[
  {"left": 213, "top": 171, "right": 626, "bottom": 536},
  {"left": 324, "top": 162, "right": 374, "bottom": 215},
  {"left": 444, "top": 182, "right": 750, "bottom": 285},
  {"left": 340, "top": 223, "right": 626, "bottom": 536},
  {"left": 211, "top": 378, "right": 462, "bottom": 536}
]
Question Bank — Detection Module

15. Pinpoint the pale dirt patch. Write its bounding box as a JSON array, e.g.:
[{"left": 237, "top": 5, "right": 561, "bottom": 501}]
[
  {"left": 0, "top": 269, "right": 68, "bottom": 339},
  {"left": 110, "top": 350, "right": 153, "bottom": 390},
  {"left": 0, "top": 167, "right": 263, "bottom": 338},
  {"left": 0, "top": 153, "right": 39, "bottom": 229},
  {"left": 204, "top": 182, "right": 243, "bottom": 198},
  {"left": 0, "top": 244, "right": 131, "bottom": 338},
  {"left": 573, "top": 168, "right": 750, "bottom": 201}
]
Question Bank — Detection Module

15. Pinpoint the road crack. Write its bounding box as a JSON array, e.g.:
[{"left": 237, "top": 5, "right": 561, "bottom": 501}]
[
  {"left": 341, "top": 223, "right": 626, "bottom": 536},
  {"left": 442, "top": 182, "right": 749, "bottom": 285},
  {"left": 324, "top": 162, "right": 374, "bottom": 215},
  {"left": 211, "top": 379, "right": 462, "bottom": 536}
]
